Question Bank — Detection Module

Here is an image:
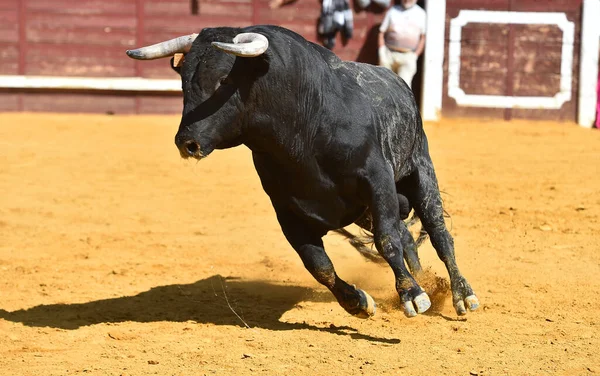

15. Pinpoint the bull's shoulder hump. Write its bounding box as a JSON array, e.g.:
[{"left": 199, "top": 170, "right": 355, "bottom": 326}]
[
  {"left": 334, "top": 62, "right": 409, "bottom": 102},
  {"left": 336, "top": 62, "right": 399, "bottom": 85}
]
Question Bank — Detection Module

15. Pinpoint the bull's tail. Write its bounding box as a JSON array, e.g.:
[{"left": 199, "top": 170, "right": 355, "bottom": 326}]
[
  {"left": 333, "top": 227, "right": 386, "bottom": 264},
  {"left": 334, "top": 211, "right": 429, "bottom": 264}
]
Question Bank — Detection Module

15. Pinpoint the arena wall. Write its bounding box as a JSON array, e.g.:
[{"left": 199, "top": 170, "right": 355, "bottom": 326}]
[{"left": 0, "top": 0, "right": 598, "bottom": 125}]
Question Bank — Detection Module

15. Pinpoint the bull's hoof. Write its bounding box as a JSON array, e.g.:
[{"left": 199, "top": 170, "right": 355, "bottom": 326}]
[
  {"left": 451, "top": 277, "right": 479, "bottom": 316},
  {"left": 402, "top": 291, "right": 431, "bottom": 317},
  {"left": 353, "top": 288, "right": 376, "bottom": 319},
  {"left": 455, "top": 294, "right": 480, "bottom": 315}
]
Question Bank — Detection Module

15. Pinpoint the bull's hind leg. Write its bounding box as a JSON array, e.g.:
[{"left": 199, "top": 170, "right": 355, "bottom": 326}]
[
  {"left": 275, "top": 207, "right": 376, "bottom": 318},
  {"left": 361, "top": 160, "right": 431, "bottom": 317},
  {"left": 395, "top": 192, "right": 424, "bottom": 275},
  {"left": 408, "top": 153, "right": 480, "bottom": 315},
  {"left": 350, "top": 204, "right": 423, "bottom": 275},
  {"left": 398, "top": 221, "right": 423, "bottom": 275}
]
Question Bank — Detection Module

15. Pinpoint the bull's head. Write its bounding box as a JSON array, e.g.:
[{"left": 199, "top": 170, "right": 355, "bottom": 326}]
[{"left": 126, "top": 30, "right": 269, "bottom": 160}]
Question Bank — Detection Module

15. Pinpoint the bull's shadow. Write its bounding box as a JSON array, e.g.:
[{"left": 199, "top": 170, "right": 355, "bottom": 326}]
[{"left": 0, "top": 275, "right": 400, "bottom": 343}]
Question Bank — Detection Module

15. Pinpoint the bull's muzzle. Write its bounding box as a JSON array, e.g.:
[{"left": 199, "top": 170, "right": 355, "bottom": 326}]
[
  {"left": 175, "top": 133, "right": 204, "bottom": 159},
  {"left": 179, "top": 140, "right": 204, "bottom": 159}
]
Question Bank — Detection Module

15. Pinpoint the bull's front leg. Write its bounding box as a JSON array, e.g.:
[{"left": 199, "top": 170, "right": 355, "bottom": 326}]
[
  {"left": 361, "top": 160, "right": 431, "bottom": 317},
  {"left": 274, "top": 206, "right": 376, "bottom": 318}
]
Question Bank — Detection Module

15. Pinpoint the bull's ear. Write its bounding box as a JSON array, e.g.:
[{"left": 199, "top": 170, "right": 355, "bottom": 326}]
[{"left": 170, "top": 53, "right": 185, "bottom": 75}]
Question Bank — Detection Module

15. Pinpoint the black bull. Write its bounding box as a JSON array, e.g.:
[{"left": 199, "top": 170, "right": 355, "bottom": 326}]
[{"left": 126, "top": 25, "right": 479, "bottom": 318}]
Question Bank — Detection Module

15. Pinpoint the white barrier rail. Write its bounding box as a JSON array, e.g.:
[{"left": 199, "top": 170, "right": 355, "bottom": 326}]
[
  {"left": 578, "top": 0, "right": 600, "bottom": 128},
  {"left": 0, "top": 75, "right": 182, "bottom": 92}
]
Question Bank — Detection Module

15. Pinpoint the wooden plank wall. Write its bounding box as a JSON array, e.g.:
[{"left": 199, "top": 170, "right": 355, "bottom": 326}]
[
  {"left": 443, "top": 0, "right": 583, "bottom": 121},
  {"left": 0, "top": 0, "right": 386, "bottom": 114}
]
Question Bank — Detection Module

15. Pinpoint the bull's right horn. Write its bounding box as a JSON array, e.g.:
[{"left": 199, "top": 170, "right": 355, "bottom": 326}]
[
  {"left": 126, "top": 33, "right": 198, "bottom": 60},
  {"left": 211, "top": 33, "right": 269, "bottom": 57}
]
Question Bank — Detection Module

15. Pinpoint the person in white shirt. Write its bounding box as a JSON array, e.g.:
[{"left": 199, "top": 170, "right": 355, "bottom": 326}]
[{"left": 378, "top": 0, "right": 426, "bottom": 88}]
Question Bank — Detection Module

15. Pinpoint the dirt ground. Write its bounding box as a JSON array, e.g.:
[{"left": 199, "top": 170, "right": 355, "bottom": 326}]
[{"left": 0, "top": 113, "right": 599, "bottom": 375}]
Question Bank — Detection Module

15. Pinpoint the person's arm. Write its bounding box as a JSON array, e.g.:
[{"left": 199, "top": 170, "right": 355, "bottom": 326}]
[
  {"left": 378, "top": 32, "right": 385, "bottom": 49},
  {"left": 415, "top": 10, "right": 426, "bottom": 56},
  {"left": 378, "top": 12, "right": 390, "bottom": 49},
  {"left": 377, "top": 26, "right": 388, "bottom": 66},
  {"left": 414, "top": 33, "right": 425, "bottom": 56}
]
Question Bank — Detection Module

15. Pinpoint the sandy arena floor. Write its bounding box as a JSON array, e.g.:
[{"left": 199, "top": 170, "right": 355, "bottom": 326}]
[{"left": 0, "top": 113, "right": 599, "bottom": 375}]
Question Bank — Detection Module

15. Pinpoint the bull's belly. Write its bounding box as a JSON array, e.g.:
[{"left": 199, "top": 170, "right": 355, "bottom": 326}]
[
  {"left": 252, "top": 152, "right": 366, "bottom": 230},
  {"left": 288, "top": 195, "right": 366, "bottom": 231}
]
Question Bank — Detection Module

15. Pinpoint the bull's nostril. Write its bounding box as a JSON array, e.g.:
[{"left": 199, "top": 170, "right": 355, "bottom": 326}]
[{"left": 184, "top": 141, "right": 199, "bottom": 156}]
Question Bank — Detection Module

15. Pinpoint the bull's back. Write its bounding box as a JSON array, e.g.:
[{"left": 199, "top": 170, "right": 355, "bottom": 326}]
[{"left": 344, "top": 62, "right": 417, "bottom": 119}]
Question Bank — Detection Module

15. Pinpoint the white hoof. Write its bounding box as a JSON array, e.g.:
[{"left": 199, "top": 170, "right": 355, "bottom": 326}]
[
  {"left": 465, "top": 295, "right": 480, "bottom": 311},
  {"left": 413, "top": 292, "right": 431, "bottom": 314},
  {"left": 354, "top": 289, "right": 376, "bottom": 319},
  {"left": 455, "top": 300, "right": 467, "bottom": 316},
  {"left": 402, "top": 301, "right": 417, "bottom": 318}
]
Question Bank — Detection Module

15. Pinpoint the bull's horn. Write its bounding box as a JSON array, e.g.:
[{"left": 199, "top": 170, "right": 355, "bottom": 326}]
[
  {"left": 211, "top": 33, "right": 269, "bottom": 57},
  {"left": 126, "top": 33, "right": 198, "bottom": 60}
]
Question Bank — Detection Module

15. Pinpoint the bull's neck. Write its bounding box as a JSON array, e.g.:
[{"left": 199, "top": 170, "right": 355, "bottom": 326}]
[{"left": 243, "top": 117, "right": 318, "bottom": 163}]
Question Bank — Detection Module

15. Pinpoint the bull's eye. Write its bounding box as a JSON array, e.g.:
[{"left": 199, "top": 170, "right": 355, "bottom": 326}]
[
  {"left": 215, "top": 76, "right": 230, "bottom": 91},
  {"left": 220, "top": 76, "right": 231, "bottom": 86}
]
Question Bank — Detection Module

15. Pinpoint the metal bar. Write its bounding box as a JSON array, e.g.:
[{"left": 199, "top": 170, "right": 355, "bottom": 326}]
[
  {"left": 578, "top": 0, "right": 600, "bottom": 127},
  {"left": 422, "top": 0, "right": 446, "bottom": 121}
]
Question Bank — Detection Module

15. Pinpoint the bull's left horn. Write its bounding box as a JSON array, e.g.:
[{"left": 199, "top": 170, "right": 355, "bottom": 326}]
[
  {"left": 126, "top": 33, "right": 198, "bottom": 60},
  {"left": 211, "top": 33, "right": 269, "bottom": 57}
]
